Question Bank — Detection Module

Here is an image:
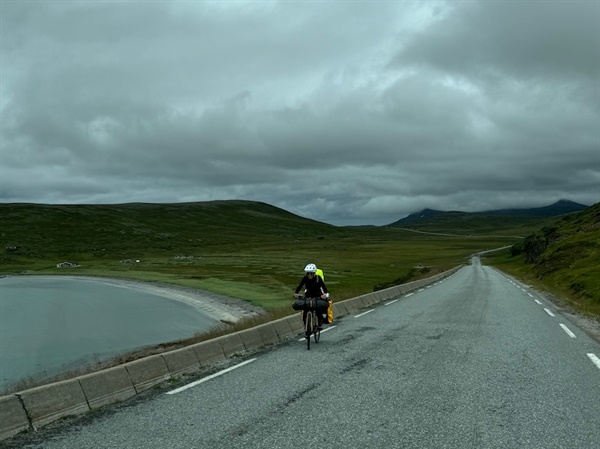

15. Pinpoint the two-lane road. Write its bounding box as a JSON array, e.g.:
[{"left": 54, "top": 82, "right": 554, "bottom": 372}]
[{"left": 10, "top": 262, "right": 600, "bottom": 449}]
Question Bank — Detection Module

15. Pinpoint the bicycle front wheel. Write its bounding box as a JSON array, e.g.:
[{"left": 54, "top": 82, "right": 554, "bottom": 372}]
[{"left": 305, "top": 311, "right": 312, "bottom": 350}]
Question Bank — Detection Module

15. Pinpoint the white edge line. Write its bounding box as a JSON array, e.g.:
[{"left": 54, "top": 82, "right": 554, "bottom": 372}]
[
  {"left": 544, "top": 308, "right": 555, "bottom": 317},
  {"left": 588, "top": 353, "right": 600, "bottom": 370},
  {"left": 166, "top": 358, "right": 257, "bottom": 395},
  {"left": 559, "top": 324, "right": 576, "bottom": 338},
  {"left": 527, "top": 293, "right": 534, "bottom": 298},
  {"left": 297, "top": 325, "right": 337, "bottom": 341},
  {"left": 385, "top": 299, "right": 398, "bottom": 306},
  {"left": 405, "top": 293, "right": 414, "bottom": 297},
  {"left": 534, "top": 299, "right": 543, "bottom": 305},
  {"left": 355, "top": 309, "right": 375, "bottom": 318}
]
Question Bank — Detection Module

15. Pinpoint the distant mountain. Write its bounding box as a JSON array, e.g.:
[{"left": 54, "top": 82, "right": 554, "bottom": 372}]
[
  {"left": 389, "top": 200, "right": 588, "bottom": 227},
  {"left": 480, "top": 200, "right": 588, "bottom": 217},
  {"left": 393, "top": 208, "right": 466, "bottom": 224}
]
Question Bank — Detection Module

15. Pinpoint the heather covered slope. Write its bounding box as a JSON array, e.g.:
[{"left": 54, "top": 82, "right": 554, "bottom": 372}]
[{"left": 486, "top": 202, "right": 600, "bottom": 316}]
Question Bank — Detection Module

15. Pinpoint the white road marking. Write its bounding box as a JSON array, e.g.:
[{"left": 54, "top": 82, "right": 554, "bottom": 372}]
[
  {"left": 166, "top": 358, "right": 257, "bottom": 394},
  {"left": 297, "top": 325, "right": 337, "bottom": 341},
  {"left": 418, "top": 289, "right": 425, "bottom": 292},
  {"left": 534, "top": 299, "right": 543, "bottom": 305},
  {"left": 559, "top": 324, "right": 577, "bottom": 338},
  {"left": 385, "top": 299, "right": 398, "bottom": 306},
  {"left": 588, "top": 353, "right": 600, "bottom": 370},
  {"left": 405, "top": 293, "right": 414, "bottom": 297},
  {"left": 355, "top": 309, "right": 374, "bottom": 318},
  {"left": 527, "top": 293, "right": 534, "bottom": 298},
  {"left": 544, "top": 308, "right": 555, "bottom": 317}
]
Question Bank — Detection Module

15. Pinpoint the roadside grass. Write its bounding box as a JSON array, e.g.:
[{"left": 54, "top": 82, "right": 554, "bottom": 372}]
[
  {"left": 485, "top": 250, "right": 600, "bottom": 318},
  {"left": 483, "top": 203, "right": 600, "bottom": 320}
]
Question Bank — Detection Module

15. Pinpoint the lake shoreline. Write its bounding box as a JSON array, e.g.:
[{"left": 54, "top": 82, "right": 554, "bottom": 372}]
[{"left": 2, "top": 274, "right": 266, "bottom": 323}]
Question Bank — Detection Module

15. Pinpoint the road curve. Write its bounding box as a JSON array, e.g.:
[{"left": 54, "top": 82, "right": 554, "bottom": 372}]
[{"left": 7, "top": 261, "right": 600, "bottom": 449}]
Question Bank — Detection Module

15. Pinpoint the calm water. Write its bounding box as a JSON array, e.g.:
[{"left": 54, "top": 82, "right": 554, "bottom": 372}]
[{"left": 0, "top": 276, "right": 218, "bottom": 390}]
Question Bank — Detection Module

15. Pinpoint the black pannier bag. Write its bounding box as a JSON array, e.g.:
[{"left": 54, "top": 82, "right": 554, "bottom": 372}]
[
  {"left": 292, "top": 297, "right": 329, "bottom": 312},
  {"left": 292, "top": 298, "right": 307, "bottom": 311},
  {"left": 315, "top": 298, "right": 329, "bottom": 312}
]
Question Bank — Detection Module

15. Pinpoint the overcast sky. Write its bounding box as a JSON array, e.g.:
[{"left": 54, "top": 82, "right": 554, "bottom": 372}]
[{"left": 1, "top": 1, "right": 599, "bottom": 225}]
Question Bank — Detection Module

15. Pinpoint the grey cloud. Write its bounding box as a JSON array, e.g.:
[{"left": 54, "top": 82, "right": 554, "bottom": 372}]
[
  {"left": 393, "top": 1, "right": 599, "bottom": 82},
  {"left": 1, "top": 1, "right": 598, "bottom": 225}
]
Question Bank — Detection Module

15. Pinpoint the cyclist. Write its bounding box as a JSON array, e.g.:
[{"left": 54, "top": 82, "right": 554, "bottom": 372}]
[{"left": 294, "top": 263, "right": 329, "bottom": 327}]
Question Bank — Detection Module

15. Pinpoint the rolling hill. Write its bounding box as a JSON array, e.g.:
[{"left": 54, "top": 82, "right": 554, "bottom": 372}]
[{"left": 0, "top": 200, "right": 341, "bottom": 260}]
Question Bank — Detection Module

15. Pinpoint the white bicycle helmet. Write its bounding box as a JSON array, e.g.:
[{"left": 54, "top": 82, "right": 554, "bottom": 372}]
[{"left": 304, "top": 263, "right": 317, "bottom": 273}]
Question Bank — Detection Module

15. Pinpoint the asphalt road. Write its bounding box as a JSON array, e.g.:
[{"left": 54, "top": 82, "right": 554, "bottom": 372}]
[{"left": 7, "top": 260, "right": 600, "bottom": 449}]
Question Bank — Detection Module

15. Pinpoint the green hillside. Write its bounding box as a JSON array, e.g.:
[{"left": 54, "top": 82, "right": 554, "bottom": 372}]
[
  {"left": 0, "top": 200, "right": 571, "bottom": 312},
  {"left": 485, "top": 203, "right": 600, "bottom": 316}
]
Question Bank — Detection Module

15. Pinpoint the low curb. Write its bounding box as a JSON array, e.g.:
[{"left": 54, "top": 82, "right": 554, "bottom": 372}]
[{"left": 0, "top": 266, "right": 461, "bottom": 442}]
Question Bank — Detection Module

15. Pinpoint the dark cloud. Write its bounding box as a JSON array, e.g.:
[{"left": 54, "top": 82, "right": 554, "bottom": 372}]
[{"left": 1, "top": 1, "right": 598, "bottom": 225}]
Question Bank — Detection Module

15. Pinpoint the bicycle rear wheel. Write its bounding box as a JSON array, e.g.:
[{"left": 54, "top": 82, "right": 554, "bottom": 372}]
[{"left": 305, "top": 311, "right": 312, "bottom": 350}]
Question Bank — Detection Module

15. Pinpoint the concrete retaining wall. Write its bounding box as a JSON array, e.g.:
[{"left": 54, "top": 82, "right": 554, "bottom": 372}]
[{"left": 0, "top": 265, "right": 462, "bottom": 442}]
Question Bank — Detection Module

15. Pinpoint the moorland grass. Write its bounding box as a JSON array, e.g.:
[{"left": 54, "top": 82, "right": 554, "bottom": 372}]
[{"left": 0, "top": 201, "right": 540, "bottom": 308}]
